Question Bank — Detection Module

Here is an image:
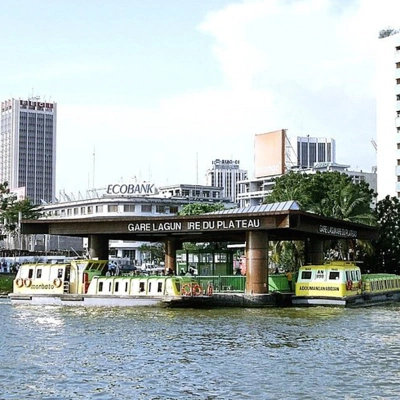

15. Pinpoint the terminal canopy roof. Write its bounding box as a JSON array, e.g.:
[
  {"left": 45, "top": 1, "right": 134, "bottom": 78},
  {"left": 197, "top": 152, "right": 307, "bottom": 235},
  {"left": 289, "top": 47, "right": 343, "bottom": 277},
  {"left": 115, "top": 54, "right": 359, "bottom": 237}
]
[{"left": 21, "top": 201, "right": 378, "bottom": 244}]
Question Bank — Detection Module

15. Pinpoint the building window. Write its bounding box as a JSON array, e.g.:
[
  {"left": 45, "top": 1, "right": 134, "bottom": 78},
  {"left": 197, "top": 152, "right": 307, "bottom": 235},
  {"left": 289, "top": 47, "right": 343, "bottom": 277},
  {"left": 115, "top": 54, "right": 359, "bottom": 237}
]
[
  {"left": 73, "top": 208, "right": 79, "bottom": 216},
  {"left": 156, "top": 205, "right": 166, "bottom": 213},
  {"left": 108, "top": 205, "right": 118, "bottom": 212},
  {"left": 397, "top": 159, "right": 400, "bottom": 166},
  {"left": 141, "top": 204, "right": 152, "bottom": 213},
  {"left": 397, "top": 78, "right": 400, "bottom": 85},
  {"left": 67, "top": 209, "right": 72, "bottom": 216},
  {"left": 123, "top": 205, "right": 135, "bottom": 212},
  {"left": 397, "top": 62, "right": 400, "bottom": 68},
  {"left": 87, "top": 206, "right": 93, "bottom": 214},
  {"left": 96, "top": 205, "right": 103, "bottom": 213},
  {"left": 397, "top": 143, "right": 400, "bottom": 150},
  {"left": 80, "top": 207, "right": 86, "bottom": 215},
  {"left": 397, "top": 95, "right": 400, "bottom": 101},
  {"left": 169, "top": 206, "right": 179, "bottom": 214}
]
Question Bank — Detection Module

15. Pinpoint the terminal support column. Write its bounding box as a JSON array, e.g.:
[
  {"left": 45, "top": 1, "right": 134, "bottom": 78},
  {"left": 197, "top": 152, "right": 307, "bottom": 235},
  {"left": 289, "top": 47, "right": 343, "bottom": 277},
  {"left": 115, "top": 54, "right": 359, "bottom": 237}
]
[
  {"left": 245, "top": 231, "right": 268, "bottom": 294},
  {"left": 305, "top": 238, "right": 324, "bottom": 265},
  {"left": 88, "top": 235, "right": 109, "bottom": 260},
  {"left": 165, "top": 238, "right": 179, "bottom": 273}
]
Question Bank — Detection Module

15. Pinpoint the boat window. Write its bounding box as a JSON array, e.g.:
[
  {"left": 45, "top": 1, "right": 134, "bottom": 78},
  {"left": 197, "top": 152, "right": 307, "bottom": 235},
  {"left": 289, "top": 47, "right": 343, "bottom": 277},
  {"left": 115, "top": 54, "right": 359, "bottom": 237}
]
[
  {"left": 346, "top": 271, "right": 351, "bottom": 281},
  {"left": 148, "top": 282, "right": 152, "bottom": 292},
  {"left": 115, "top": 282, "right": 119, "bottom": 292},
  {"left": 36, "top": 269, "right": 42, "bottom": 279},
  {"left": 99, "top": 282, "right": 103, "bottom": 292},
  {"left": 28, "top": 268, "right": 33, "bottom": 279},
  {"left": 328, "top": 271, "right": 340, "bottom": 280},
  {"left": 301, "top": 271, "right": 312, "bottom": 280},
  {"left": 57, "top": 268, "right": 63, "bottom": 278},
  {"left": 157, "top": 282, "right": 163, "bottom": 293},
  {"left": 108, "top": 282, "right": 112, "bottom": 292},
  {"left": 125, "top": 282, "right": 128, "bottom": 292},
  {"left": 139, "top": 282, "right": 145, "bottom": 292}
]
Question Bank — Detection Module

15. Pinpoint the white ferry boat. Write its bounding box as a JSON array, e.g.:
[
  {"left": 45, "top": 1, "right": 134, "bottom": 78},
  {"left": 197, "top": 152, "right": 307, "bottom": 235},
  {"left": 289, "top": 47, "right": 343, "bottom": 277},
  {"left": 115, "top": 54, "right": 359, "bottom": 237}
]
[
  {"left": 292, "top": 261, "right": 400, "bottom": 307},
  {"left": 8, "top": 259, "right": 212, "bottom": 307}
]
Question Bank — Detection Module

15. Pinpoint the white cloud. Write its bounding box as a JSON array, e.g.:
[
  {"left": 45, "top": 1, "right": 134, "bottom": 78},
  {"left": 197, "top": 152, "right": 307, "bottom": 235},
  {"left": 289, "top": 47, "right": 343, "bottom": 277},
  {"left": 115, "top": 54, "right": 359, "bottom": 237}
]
[{"left": 56, "top": 0, "right": 400, "bottom": 195}]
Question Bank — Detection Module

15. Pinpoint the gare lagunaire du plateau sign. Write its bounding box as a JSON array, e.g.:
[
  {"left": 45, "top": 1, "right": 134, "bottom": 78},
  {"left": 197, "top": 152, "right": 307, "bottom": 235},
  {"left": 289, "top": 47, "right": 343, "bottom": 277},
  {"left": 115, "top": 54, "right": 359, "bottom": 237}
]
[
  {"left": 127, "top": 217, "right": 358, "bottom": 238},
  {"left": 128, "top": 218, "right": 264, "bottom": 233}
]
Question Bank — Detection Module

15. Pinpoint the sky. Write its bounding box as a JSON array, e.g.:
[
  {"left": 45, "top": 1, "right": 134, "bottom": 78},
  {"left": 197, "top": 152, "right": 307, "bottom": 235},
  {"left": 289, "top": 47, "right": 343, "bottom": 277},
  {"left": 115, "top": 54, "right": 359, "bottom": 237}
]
[{"left": 1, "top": 0, "right": 400, "bottom": 197}]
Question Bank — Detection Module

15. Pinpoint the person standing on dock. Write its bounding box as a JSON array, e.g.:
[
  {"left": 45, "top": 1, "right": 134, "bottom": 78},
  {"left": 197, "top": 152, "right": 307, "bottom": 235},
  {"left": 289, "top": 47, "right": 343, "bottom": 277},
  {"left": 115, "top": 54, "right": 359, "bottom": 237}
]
[{"left": 286, "top": 271, "right": 293, "bottom": 292}]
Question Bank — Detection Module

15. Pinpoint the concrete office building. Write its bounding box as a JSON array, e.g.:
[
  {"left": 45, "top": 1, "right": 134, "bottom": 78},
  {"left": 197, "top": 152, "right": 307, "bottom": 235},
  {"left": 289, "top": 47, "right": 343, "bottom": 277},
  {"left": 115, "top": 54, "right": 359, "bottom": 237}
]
[
  {"left": 237, "top": 130, "right": 375, "bottom": 207},
  {"left": 205, "top": 159, "right": 248, "bottom": 204},
  {"left": 376, "top": 32, "right": 400, "bottom": 199},
  {"left": 38, "top": 182, "right": 235, "bottom": 261},
  {"left": 295, "top": 136, "right": 336, "bottom": 168},
  {"left": 0, "top": 97, "right": 57, "bottom": 204}
]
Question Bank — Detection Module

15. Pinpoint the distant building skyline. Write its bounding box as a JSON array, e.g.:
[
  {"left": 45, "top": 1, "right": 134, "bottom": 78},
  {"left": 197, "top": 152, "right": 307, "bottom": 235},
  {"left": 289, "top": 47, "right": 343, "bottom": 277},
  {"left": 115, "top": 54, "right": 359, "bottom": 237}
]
[{"left": 0, "top": 97, "right": 57, "bottom": 204}]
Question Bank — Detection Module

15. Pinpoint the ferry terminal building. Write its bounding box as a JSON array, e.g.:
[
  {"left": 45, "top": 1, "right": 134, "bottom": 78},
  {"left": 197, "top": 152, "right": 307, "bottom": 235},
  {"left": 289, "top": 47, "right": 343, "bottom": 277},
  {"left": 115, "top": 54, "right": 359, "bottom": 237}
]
[{"left": 22, "top": 201, "right": 377, "bottom": 296}]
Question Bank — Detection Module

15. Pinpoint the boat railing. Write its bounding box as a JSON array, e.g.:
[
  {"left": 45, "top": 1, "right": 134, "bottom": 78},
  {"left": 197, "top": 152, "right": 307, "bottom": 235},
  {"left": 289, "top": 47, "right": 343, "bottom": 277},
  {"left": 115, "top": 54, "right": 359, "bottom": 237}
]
[{"left": 194, "top": 276, "right": 246, "bottom": 293}]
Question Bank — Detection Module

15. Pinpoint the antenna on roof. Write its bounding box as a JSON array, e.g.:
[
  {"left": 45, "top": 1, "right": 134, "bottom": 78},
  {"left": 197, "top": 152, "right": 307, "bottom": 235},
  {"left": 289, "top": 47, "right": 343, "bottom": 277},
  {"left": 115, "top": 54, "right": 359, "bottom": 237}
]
[{"left": 92, "top": 146, "right": 95, "bottom": 189}]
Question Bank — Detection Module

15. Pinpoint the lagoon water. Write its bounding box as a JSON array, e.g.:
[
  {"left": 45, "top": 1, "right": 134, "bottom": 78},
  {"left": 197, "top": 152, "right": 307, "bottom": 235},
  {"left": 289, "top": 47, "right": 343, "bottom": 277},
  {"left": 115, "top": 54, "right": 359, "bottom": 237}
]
[{"left": 0, "top": 300, "right": 399, "bottom": 400}]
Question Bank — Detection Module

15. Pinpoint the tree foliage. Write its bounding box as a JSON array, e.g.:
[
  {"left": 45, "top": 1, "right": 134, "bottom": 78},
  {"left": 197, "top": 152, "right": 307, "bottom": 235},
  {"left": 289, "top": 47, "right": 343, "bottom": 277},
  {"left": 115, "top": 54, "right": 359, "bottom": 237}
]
[
  {"left": 178, "top": 202, "right": 225, "bottom": 216},
  {"left": 264, "top": 171, "right": 376, "bottom": 225},
  {"left": 0, "top": 182, "right": 41, "bottom": 239},
  {"left": 264, "top": 172, "right": 377, "bottom": 267},
  {"left": 138, "top": 243, "right": 165, "bottom": 263},
  {"left": 373, "top": 196, "right": 400, "bottom": 273}
]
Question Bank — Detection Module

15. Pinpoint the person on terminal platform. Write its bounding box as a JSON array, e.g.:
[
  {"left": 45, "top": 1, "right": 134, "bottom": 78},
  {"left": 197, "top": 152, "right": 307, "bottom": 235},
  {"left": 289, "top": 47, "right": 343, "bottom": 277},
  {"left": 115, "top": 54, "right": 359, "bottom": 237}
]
[{"left": 286, "top": 270, "right": 293, "bottom": 292}]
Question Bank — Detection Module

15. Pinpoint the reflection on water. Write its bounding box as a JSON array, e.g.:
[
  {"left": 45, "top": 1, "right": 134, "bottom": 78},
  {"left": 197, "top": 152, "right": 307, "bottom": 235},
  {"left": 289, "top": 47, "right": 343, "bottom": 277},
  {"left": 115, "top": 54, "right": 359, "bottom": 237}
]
[{"left": 1, "top": 301, "right": 400, "bottom": 399}]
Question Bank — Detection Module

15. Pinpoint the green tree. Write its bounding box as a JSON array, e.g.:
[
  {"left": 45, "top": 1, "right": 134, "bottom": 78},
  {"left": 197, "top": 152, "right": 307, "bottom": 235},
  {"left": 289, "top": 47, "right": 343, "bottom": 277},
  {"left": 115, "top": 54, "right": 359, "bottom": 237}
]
[
  {"left": 373, "top": 196, "right": 400, "bottom": 273},
  {"left": 0, "top": 182, "right": 41, "bottom": 240},
  {"left": 264, "top": 171, "right": 377, "bottom": 266},
  {"left": 265, "top": 171, "right": 376, "bottom": 223},
  {"left": 178, "top": 202, "right": 225, "bottom": 216},
  {"left": 139, "top": 243, "right": 165, "bottom": 264}
]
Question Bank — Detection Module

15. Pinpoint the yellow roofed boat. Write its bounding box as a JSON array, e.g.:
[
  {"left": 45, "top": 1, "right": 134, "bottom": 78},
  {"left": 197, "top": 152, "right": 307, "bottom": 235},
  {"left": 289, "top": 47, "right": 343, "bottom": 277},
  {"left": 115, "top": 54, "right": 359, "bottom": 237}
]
[
  {"left": 8, "top": 259, "right": 213, "bottom": 307},
  {"left": 292, "top": 261, "right": 400, "bottom": 307}
]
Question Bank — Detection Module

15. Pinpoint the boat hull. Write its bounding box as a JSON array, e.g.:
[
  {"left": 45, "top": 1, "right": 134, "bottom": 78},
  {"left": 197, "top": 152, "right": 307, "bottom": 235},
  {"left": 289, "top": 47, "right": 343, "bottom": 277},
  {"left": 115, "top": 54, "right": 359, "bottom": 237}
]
[
  {"left": 292, "top": 290, "right": 400, "bottom": 307},
  {"left": 8, "top": 293, "right": 212, "bottom": 308}
]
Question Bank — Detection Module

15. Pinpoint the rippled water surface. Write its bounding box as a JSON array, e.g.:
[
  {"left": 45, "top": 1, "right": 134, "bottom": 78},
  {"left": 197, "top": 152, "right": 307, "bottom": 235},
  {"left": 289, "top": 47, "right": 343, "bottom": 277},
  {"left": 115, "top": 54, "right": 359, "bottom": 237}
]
[{"left": 1, "top": 300, "right": 400, "bottom": 399}]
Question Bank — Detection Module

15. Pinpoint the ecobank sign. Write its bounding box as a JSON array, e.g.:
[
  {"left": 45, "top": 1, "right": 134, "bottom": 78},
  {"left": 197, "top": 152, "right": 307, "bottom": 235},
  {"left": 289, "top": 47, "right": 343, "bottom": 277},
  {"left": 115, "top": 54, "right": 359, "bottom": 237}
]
[{"left": 107, "top": 183, "right": 156, "bottom": 195}]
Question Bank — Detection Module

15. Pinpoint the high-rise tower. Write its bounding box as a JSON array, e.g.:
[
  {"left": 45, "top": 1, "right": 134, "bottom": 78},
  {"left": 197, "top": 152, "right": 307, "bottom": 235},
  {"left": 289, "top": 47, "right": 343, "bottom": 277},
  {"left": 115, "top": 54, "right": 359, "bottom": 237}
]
[
  {"left": 0, "top": 97, "right": 57, "bottom": 204},
  {"left": 295, "top": 136, "right": 336, "bottom": 168},
  {"left": 376, "top": 32, "right": 400, "bottom": 199},
  {"left": 205, "top": 159, "right": 248, "bottom": 204}
]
